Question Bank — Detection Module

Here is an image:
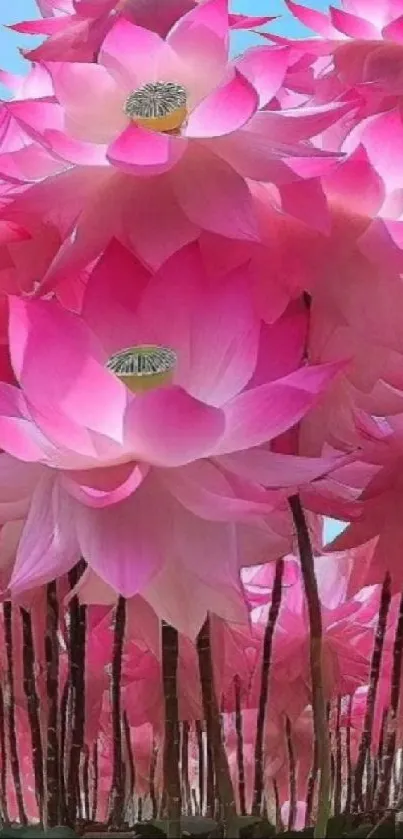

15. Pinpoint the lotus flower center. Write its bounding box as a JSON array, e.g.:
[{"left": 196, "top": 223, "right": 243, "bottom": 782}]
[
  {"left": 124, "top": 81, "right": 187, "bottom": 133},
  {"left": 106, "top": 345, "right": 177, "bottom": 393}
]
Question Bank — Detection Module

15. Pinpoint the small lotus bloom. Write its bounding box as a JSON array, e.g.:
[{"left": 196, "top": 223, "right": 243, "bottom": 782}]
[{"left": 0, "top": 243, "right": 343, "bottom": 619}]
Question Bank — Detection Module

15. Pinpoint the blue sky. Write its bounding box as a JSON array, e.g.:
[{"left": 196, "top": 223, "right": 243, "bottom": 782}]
[{"left": 0, "top": 0, "right": 345, "bottom": 542}]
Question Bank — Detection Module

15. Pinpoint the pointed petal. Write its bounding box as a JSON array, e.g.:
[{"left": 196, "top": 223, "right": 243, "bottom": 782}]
[
  {"left": 184, "top": 71, "right": 258, "bottom": 138},
  {"left": 124, "top": 386, "right": 225, "bottom": 466},
  {"left": 9, "top": 474, "right": 79, "bottom": 595},
  {"left": 107, "top": 124, "right": 186, "bottom": 175},
  {"left": 172, "top": 145, "right": 259, "bottom": 240},
  {"left": 9, "top": 296, "right": 128, "bottom": 442},
  {"left": 214, "top": 361, "right": 346, "bottom": 455},
  {"left": 235, "top": 46, "right": 290, "bottom": 108}
]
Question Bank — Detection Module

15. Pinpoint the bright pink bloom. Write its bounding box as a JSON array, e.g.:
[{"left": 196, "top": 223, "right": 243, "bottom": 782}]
[
  {"left": 9, "top": 0, "right": 350, "bottom": 185},
  {"left": 0, "top": 244, "right": 343, "bottom": 618},
  {"left": 15, "top": 0, "right": 276, "bottom": 63}
]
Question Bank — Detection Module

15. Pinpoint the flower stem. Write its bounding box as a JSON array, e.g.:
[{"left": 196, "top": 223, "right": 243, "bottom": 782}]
[{"left": 289, "top": 494, "right": 330, "bottom": 839}]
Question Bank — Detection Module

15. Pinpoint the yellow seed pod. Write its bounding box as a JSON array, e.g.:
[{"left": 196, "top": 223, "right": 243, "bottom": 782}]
[
  {"left": 106, "top": 345, "right": 177, "bottom": 394},
  {"left": 124, "top": 81, "right": 188, "bottom": 133}
]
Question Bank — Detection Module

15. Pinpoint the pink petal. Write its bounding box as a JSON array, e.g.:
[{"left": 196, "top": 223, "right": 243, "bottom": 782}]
[
  {"left": 279, "top": 177, "right": 331, "bottom": 234},
  {"left": 61, "top": 462, "right": 149, "bottom": 508},
  {"left": 100, "top": 18, "right": 180, "bottom": 90},
  {"left": 167, "top": 0, "right": 229, "bottom": 92},
  {"left": 124, "top": 386, "right": 225, "bottom": 466},
  {"left": 74, "top": 473, "right": 169, "bottom": 597},
  {"left": 82, "top": 239, "right": 150, "bottom": 355},
  {"left": 107, "top": 124, "right": 187, "bottom": 176},
  {"left": 0, "top": 383, "right": 53, "bottom": 462},
  {"left": 9, "top": 474, "right": 79, "bottom": 596},
  {"left": 214, "top": 361, "right": 346, "bottom": 455},
  {"left": 161, "top": 460, "right": 275, "bottom": 521},
  {"left": 329, "top": 5, "right": 380, "bottom": 38},
  {"left": 217, "top": 449, "right": 354, "bottom": 489},
  {"left": 144, "top": 556, "right": 248, "bottom": 639},
  {"left": 9, "top": 296, "right": 129, "bottom": 443},
  {"left": 235, "top": 46, "right": 290, "bottom": 108},
  {"left": 135, "top": 245, "right": 260, "bottom": 406},
  {"left": 185, "top": 70, "right": 258, "bottom": 138},
  {"left": 229, "top": 14, "right": 276, "bottom": 29},
  {"left": 171, "top": 144, "right": 259, "bottom": 240},
  {"left": 254, "top": 100, "right": 355, "bottom": 144},
  {"left": 285, "top": 0, "right": 339, "bottom": 37},
  {"left": 45, "top": 61, "right": 127, "bottom": 144},
  {"left": 323, "top": 145, "right": 385, "bottom": 217}
]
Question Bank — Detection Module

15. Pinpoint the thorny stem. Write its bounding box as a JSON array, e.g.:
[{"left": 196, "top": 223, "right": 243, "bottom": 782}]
[
  {"left": 197, "top": 616, "right": 236, "bottom": 828},
  {"left": 0, "top": 684, "right": 8, "bottom": 823},
  {"left": 234, "top": 675, "right": 246, "bottom": 816},
  {"left": 286, "top": 716, "right": 297, "bottom": 831},
  {"left": 334, "top": 696, "right": 342, "bottom": 816},
  {"left": 20, "top": 608, "right": 45, "bottom": 822},
  {"left": 345, "top": 695, "right": 353, "bottom": 814},
  {"left": 123, "top": 710, "right": 135, "bottom": 816},
  {"left": 354, "top": 572, "right": 392, "bottom": 812},
  {"left": 195, "top": 720, "right": 205, "bottom": 816},
  {"left": 45, "top": 581, "right": 60, "bottom": 827},
  {"left": 252, "top": 559, "right": 284, "bottom": 814},
  {"left": 181, "top": 721, "right": 191, "bottom": 815},
  {"left": 289, "top": 495, "right": 331, "bottom": 839},
  {"left": 109, "top": 596, "right": 126, "bottom": 827},
  {"left": 376, "top": 591, "right": 403, "bottom": 809},
  {"left": 3, "top": 602, "right": 27, "bottom": 825},
  {"left": 67, "top": 569, "right": 87, "bottom": 824},
  {"left": 91, "top": 740, "right": 99, "bottom": 823},
  {"left": 162, "top": 621, "right": 181, "bottom": 838}
]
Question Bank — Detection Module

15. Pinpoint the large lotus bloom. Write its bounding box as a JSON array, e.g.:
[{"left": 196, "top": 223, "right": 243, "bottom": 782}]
[
  {"left": 0, "top": 242, "right": 343, "bottom": 616},
  {"left": 9, "top": 0, "right": 351, "bottom": 182}
]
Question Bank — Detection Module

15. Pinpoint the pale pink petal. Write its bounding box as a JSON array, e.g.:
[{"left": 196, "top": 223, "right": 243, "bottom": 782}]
[
  {"left": 9, "top": 474, "right": 79, "bottom": 595},
  {"left": 172, "top": 145, "right": 259, "bottom": 240},
  {"left": 100, "top": 19, "right": 181, "bottom": 89},
  {"left": 144, "top": 557, "right": 248, "bottom": 639},
  {"left": 234, "top": 46, "right": 290, "bottom": 108},
  {"left": 107, "top": 124, "right": 187, "bottom": 175},
  {"left": 161, "top": 460, "right": 275, "bottom": 521},
  {"left": 135, "top": 247, "right": 259, "bottom": 405},
  {"left": 217, "top": 449, "right": 354, "bottom": 489},
  {"left": 45, "top": 62, "right": 127, "bottom": 144},
  {"left": 61, "top": 462, "right": 149, "bottom": 508},
  {"left": 323, "top": 145, "right": 385, "bottom": 216},
  {"left": 0, "top": 383, "right": 53, "bottom": 462},
  {"left": 214, "top": 361, "right": 346, "bottom": 455},
  {"left": 184, "top": 70, "right": 258, "bottom": 138},
  {"left": 124, "top": 386, "right": 225, "bottom": 466},
  {"left": 9, "top": 297, "right": 129, "bottom": 442},
  {"left": 167, "top": 0, "right": 229, "bottom": 95},
  {"left": 74, "top": 473, "right": 169, "bottom": 597}
]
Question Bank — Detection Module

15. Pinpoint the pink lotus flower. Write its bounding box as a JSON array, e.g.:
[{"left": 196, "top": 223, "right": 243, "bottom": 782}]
[
  {"left": 9, "top": 0, "right": 350, "bottom": 184},
  {"left": 0, "top": 243, "right": 344, "bottom": 616},
  {"left": 14, "top": 0, "right": 275, "bottom": 63}
]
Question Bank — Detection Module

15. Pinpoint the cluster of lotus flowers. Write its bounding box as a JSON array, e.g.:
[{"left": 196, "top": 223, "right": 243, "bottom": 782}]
[{"left": 1, "top": 0, "right": 403, "bottom": 835}]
